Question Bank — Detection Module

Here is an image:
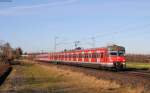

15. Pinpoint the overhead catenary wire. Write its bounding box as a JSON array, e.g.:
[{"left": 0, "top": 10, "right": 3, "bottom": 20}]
[{"left": 53, "top": 23, "right": 150, "bottom": 51}]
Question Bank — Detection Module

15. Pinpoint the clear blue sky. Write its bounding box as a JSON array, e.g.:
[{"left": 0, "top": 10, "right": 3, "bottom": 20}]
[{"left": 0, "top": 0, "right": 150, "bottom": 54}]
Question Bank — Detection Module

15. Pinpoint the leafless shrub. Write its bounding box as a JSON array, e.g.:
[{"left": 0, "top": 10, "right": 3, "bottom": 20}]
[{"left": 0, "top": 42, "right": 23, "bottom": 63}]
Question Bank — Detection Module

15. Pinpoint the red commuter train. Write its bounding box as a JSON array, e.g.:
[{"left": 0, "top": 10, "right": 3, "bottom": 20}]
[{"left": 35, "top": 45, "right": 126, "bottom": 70}]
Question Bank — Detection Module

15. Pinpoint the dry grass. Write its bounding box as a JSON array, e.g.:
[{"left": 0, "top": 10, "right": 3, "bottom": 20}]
[
  {"left": 40, "top": 64, "right": 120, "bottom": 92},
  {"left": 0, "top": 61, "right": 147, "bottom": 93}
]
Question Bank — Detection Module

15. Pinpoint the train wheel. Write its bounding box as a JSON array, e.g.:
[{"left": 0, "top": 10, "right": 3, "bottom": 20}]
[{"left": 114, "top": 62, "right": 123, "bottom": 71}]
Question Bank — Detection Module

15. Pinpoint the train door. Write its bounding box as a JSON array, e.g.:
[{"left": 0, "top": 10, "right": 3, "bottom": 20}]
[
  {"left": 102, "top": 49, "right": 108, "bottom": 63},
  {"left": 64, "top": 53, "right": 66, "bottom": 61},
  {"left": 78, "top": 52, "right": 82, "bottom": 62},
  {"left": 67, "top": 53, "right": 69, "bottom": 61},
  {"left": 69, "top": 53, "right": 71, "bottom": 61},
  {"left": 88, "top": 51, "right": 91, "bottom": 63},
  {"left": 62, "top": 53, "right": 64, "bottom": 61},
  {"left": 100, "top": 52, "right": 104, "bottom": 63},
  {"left": 76, "top": 52, "right": 79, "bottom": 62},
  {"left": 91, "top": 50, "right": 97, "bottom": 62},
  {"left": 84, "top": 50, "right": 88, "bottom": 62},
  {"left": 82, "top": 51, "right": 84, "bottom": 62},
  {"left": 73, "top": 53, "right": 75, "bottom": 61},
  {"left": 71, "top": 53, "right": 73, "bottom": 61},
  {"left": 96, "top": 50, "right": 101, "bottom": 63},
  {"left": 49, "top": 53, "right": 51, "bottom": 61}
]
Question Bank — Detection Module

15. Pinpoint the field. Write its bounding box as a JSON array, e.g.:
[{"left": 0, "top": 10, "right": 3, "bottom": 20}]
[
  {"left": 126, "top": 62, "right": 150, "bottom": 70},
  {"left": 0, "top": 60, "right": 147, "bottom": 93}
]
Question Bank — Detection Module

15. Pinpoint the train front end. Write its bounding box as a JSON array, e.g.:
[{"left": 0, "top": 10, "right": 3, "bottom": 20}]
[{"left": 107, "top": 45, "right": 126, "bottom": 70}]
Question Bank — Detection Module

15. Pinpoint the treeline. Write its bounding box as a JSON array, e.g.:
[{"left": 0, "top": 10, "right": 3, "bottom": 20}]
[
  {"left": 126, "top": 54, "right": 150, "bottom": 63},
  {"left": 0, "top": 42, "right": 23, "bottom": 63}
]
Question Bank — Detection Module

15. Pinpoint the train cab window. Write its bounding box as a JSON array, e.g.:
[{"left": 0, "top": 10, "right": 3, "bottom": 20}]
[{"left": 118, "top": 51, "right": 125, "bottom": 56}]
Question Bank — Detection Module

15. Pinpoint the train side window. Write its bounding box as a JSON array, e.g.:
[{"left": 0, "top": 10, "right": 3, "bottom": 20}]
[
  {"left": 84, "top": 53, "right": 87, "bottom": 58},
  {"left": 92, "top": 53, "right": 94, "bottom": 58},
  {"left": 86, "top": 53, "right": 88, "bottom": 58},
  {"left": 92, "top": 53, "right": 97, "bottom": 58},
  {"left": 88, "top": 53, "right": 92, "bottom": 58},
  {"left": 70, "top": 54, "right": 72, "bottom": 58},
  {"left": 76, "top": 54, "right": 79, "bottom": 58},
  {"left": 87, "top": 53, "right": 89, "bottom": 58},
  {"left": 74, "top": 54, "right": 76, "bottom": 58},
  {"left": 87, "top": 53, "right": 88, "bottom": 58},
  {"left": 97, "top": 53, "right": 100, "bottom": 58},
  {"left": 65, "top": 54, "right": 67, "bottom": 58},
  {"left": 73, "top": 54, "right": 75, "bottom": 58},
  {"left": 79, "top": 53, "right": 82, "bottom": 58}
]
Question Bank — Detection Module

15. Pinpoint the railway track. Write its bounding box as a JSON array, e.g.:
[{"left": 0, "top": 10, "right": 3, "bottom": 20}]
[
  {"left": 37, "top": 61, "right": 150, "bottom": 80},
  {"left": 37, "top": 61, "right": 150, "bottom": 79},
  {"left": 120, "top": 71, "right": 150, "bottom": 80}
]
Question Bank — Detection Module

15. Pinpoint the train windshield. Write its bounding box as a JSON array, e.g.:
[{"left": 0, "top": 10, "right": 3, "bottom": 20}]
[
  {"left": 110, "top": 51, "right": 117, "bottom": 56},
  {"left": 109, "top": 51, "right": 125, "bottom": 56},
  {"left": 118, "top": 51, "right": 125, "bottom": 56},
  {"left": 108, "top": 45, "right": 125, "bottom": 56}
]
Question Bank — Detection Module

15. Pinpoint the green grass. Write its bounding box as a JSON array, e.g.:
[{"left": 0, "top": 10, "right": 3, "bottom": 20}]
[{"left": 126, "top": 62, "right": 150, "bottom": 69}]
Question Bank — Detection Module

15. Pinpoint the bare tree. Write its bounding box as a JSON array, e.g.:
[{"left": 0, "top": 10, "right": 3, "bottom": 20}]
[
  {"left": 0, "top": 42, "right": 13, "bottom": 63},
  {"left": 13, "top": 47, "right": 23, "bottom": 59}
]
